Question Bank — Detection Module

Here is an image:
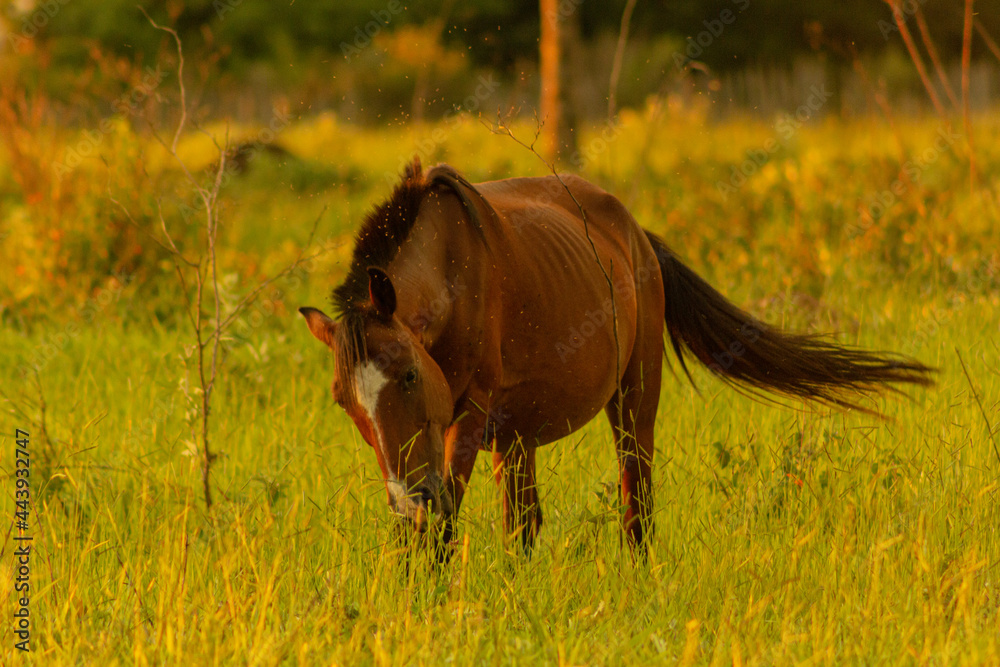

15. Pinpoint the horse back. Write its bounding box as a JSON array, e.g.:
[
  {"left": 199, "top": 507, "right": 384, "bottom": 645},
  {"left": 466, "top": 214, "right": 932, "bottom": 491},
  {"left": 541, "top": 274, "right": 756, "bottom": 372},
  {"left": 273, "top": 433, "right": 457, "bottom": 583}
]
[{"left": 464, "top": 174, "right": 656, "bottom": 443}]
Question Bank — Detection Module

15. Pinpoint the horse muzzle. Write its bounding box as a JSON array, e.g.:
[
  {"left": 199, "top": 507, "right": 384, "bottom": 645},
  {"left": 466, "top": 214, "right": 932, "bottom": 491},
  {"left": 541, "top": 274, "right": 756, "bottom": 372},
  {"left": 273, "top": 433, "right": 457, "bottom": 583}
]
[{"left": 387, "top": 475, "right": 454, "bottom": 533}]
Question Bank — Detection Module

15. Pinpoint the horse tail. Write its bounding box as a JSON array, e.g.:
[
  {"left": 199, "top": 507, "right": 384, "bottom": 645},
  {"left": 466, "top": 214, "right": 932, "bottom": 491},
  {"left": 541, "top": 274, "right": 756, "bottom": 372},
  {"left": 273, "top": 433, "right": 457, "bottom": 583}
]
[{"left": 643, "top": 230, "right": 934, "bottom": 411}]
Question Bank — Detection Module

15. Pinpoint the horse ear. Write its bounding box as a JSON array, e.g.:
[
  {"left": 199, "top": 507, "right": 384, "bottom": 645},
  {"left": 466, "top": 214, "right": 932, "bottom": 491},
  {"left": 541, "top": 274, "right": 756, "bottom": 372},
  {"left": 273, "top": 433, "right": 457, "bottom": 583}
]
[
  {"left": 403, "top": 155, "right": 422, "bottom": 181},
  {"left": 367, "top": 267, "right": 397, "bottom": 320},
  {"left": 299, "top": 307, "right": 338, "bottom": 348}
]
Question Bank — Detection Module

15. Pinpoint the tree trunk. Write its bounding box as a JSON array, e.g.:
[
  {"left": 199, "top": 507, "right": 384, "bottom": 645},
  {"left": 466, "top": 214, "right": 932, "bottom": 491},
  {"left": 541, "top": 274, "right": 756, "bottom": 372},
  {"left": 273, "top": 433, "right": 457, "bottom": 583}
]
[{"left": 539, "top": 0, "right": 561, "bottom": 162}]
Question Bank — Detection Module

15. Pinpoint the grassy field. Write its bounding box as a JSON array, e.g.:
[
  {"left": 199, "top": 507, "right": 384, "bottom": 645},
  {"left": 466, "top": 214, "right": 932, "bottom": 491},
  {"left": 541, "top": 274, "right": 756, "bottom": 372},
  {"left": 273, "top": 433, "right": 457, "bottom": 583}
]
[{"left": 2, "top": 107, "right": 999, "bottom": 665}]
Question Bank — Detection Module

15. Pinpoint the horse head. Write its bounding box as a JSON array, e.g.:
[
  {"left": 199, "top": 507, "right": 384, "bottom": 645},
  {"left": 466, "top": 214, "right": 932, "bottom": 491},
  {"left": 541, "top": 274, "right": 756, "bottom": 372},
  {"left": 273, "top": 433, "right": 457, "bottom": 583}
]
[{"left": 300, "top": 266, "right": 455, "bottom": 534}]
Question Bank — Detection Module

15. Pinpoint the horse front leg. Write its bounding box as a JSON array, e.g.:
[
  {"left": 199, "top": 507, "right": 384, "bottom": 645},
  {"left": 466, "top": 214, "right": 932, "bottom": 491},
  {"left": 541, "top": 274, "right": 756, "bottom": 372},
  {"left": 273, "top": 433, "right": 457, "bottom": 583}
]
[
  {"left": 439, "top": 406, "right": 493, "bottom": 557},
  {"left": 492, "top": 441, "right": 542, "bottom": 554}
]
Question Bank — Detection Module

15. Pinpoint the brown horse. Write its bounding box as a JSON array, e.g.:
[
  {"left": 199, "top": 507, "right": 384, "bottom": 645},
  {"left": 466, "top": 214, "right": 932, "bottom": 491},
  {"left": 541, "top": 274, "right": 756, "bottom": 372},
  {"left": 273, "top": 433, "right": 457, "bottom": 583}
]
[{"left": 300, "top": 158, "right": 932, "bottom": 553}]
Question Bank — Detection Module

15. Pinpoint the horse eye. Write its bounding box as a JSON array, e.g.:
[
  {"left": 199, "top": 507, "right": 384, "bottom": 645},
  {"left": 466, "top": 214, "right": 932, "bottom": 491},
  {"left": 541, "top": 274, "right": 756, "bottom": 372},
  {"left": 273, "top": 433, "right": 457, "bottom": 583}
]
[{"left": 402, "top": 367, "right": 418, "bottom": 387}]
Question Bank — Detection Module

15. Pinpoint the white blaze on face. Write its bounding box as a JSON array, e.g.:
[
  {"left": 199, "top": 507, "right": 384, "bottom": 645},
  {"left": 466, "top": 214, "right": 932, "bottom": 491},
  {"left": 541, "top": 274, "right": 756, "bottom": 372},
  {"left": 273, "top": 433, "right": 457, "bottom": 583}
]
[
  {"left": 353, "top": 362, "right": 404, "bottom": 496},
  {"left": 354, "top": 361, "right": 388, "bottom": 420}
]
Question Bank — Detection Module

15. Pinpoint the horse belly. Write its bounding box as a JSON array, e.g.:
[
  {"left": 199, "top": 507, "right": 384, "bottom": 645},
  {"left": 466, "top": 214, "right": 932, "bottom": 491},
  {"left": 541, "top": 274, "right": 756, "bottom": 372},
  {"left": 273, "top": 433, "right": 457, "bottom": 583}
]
[
  {"left": 491, "top": 371, "right": 617, "bottom": 447},
  {"left": 491, "top": 215, "right": 638, "bottom": 447}
]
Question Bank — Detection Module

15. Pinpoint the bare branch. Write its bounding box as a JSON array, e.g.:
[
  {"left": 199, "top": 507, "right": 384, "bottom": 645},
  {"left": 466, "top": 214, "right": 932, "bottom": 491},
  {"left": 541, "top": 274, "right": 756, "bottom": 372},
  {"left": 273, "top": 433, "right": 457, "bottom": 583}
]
[
  {"left": 961, "top": 0, "right": 978, "bottom": 191},
  {"left": 912, "top": 4, "right": 960, "bottom": 112},
  {"left": 206, "top": 139, "right": 228, "bottom": 403},
  {"left": 138, "top": 6, "right": 186, "bottom": 153},
  {"left": 608, "top": 0, "right": 638, "bottom": 122},
  {"left": 155, "top": 199, "right": 198, "bottom": 265},
  {"left": 217, "top": 207, "right": 327, "bottom": 333},
  {"left": 974, "top": 18, "right": 1000, "bottom": 63},
  {"left": 849, "top": 44, "right": 909, "bottom": 168},
  {"left": 123, "top": 11, "right": 328, "bottom": 512},
  {"left": 136, "top": 8, "right": 218, "bottom": 511},
  {"left": 885, "top": 0, "right": 947, "bottom": 120},
  {"left": 488, "top": 113, "right": 625, "bottom": 436},
  {"left": 107, "top": 187, "right": 198, "bottom": 267}
]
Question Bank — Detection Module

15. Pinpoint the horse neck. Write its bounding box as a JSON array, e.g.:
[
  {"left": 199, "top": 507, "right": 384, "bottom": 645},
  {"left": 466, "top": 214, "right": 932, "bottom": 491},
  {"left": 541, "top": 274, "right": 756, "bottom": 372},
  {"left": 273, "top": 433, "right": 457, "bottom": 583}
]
[{"left": 388, "top": 197, "right": 487, "bottom": 347}]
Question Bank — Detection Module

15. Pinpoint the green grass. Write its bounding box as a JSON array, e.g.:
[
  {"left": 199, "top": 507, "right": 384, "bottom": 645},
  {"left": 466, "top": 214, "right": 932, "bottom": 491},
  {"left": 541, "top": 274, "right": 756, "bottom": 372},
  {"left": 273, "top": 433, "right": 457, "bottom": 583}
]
[{"left": 1, "top": 110, "right": 999, "bottom": 664}]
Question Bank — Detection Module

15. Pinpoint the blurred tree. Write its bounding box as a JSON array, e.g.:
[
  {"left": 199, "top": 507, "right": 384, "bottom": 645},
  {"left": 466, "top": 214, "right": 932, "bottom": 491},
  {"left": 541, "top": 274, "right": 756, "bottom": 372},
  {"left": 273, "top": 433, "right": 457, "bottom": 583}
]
[
  {"left": 16, "top": 0, "right": 997, "bottom": 76},
  {"left": 539, "top": 0, "right": 560, "bottom": 160},
  {"left": 3, "top": 0, "right": 997, "bottom": 123}
]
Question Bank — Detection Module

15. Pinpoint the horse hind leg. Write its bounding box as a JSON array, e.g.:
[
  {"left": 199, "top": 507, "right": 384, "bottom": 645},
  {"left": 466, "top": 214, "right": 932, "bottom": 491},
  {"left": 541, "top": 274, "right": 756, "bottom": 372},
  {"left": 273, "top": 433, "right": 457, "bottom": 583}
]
[
  {"left": 492, "top": 441, "right": 542, "bottom": 554},
  {"left": 605, "top": 347, "right": 662, "bottom": 553}
]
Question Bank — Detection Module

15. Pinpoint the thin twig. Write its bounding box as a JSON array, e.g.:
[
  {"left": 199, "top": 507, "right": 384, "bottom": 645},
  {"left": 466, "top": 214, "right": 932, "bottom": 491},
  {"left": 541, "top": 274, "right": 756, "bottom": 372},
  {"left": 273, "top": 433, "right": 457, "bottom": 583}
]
[
  {"left": 127, "top": 10, "right": 326, "bottom": 512},
  {"left": 205, "top": 140, "right": 228, "bottom": 405},
  {"left": 217, "top": 207, "right": 326, "bottom": 332},
  {"left": 607, "top": 0, "right": 638, "bottom": 122},
  {"left": 140, "top": 7, "right": 219, "bottom": 510},
  {"left": 974, "top": 18, "right": 1000, "bottom": 63},
  {"left": 488, "top": 113, "right": 625, "bottom": 443},
  {"left": 912, "top": 4, "right": 960, "bottom": 111},
  {"left": 107, "top": 190, "right": 198, "bottom": 267},
  {"left": 137, "top": 7, "right": 186, "bottom": 154},
  {"left": 885, "top": 0, "right": 947, "bottom": 120},
  {"left": 849, "top": 44, "right": 910, "bottom": 169},
  {"left": 955, "top": 347, "right": 1000, "bottom": 468},
  {"left": 961, "top": 0, "right": 978, "bottom": 192}
]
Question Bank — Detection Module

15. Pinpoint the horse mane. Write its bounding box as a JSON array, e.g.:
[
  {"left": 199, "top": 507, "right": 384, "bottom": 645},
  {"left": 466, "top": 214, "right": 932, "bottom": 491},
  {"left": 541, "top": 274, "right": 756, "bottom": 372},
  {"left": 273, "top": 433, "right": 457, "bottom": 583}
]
[
  {"left": 331, "top": 158, "right": 493, "bottom": 320},
  {"left": 331, "top": 158, "right": 430, "bottom": 319},
  {"left": 328, "top": 158, "right": 492, "bottom": 384}
]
